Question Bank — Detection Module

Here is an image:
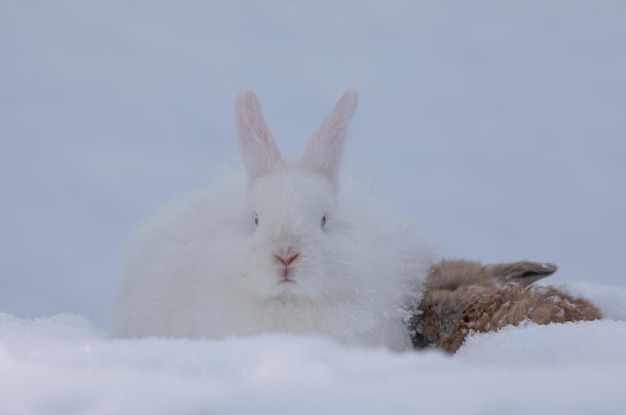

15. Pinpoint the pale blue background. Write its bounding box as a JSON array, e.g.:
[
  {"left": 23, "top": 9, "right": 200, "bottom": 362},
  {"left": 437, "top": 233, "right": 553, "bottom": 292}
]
[{"left": 2, "top": 1, "right": 625, "bottom": 326}]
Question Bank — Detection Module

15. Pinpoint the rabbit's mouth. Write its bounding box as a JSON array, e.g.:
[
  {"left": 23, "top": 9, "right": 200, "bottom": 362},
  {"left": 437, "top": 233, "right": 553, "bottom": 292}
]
[
  {"left": 279, "top": 267, "right": 296, "bottom": 283},
  {"left": 268, "top": 268, "right": 303, "bottom": 300}
]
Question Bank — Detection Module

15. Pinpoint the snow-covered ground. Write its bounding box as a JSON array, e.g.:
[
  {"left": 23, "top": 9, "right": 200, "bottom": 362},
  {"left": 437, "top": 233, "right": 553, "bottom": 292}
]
[{"left": 1, "top": 281, "right": 626, "bottom": 414}]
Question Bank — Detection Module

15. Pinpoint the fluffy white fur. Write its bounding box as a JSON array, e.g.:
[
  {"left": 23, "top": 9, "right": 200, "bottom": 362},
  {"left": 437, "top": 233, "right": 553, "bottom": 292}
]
[{"left": 112, "top": 90, "right": 434, "bottom": 350}]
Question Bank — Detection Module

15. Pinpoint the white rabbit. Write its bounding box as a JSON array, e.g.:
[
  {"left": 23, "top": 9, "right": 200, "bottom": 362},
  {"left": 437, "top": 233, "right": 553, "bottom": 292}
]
[{"left": 112, "top": 90, "right": 435, "bottom": 350}]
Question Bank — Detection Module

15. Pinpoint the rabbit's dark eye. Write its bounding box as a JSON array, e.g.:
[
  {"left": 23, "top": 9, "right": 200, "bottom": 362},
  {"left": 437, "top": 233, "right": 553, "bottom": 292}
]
[
  {"left": 254, "top": 213, "right": 259, "bottom": 226},
  {"left": 321, "top": 215, "right": 327, "bottom": 229}
]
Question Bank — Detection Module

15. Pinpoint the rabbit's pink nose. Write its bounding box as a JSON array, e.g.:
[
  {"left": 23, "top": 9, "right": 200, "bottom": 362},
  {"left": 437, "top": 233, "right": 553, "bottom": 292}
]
[{"left": 275, "top": 253, "right": 299, "bottom": 266}]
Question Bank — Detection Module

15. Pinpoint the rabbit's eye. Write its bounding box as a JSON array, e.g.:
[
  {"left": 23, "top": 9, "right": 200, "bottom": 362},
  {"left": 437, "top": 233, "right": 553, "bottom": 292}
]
[
  {"left": 254, "top": 213, "right": 259, "bottom": 226},
  {"left": 321, "top": 215, "right": 327, "bottom": 229}
]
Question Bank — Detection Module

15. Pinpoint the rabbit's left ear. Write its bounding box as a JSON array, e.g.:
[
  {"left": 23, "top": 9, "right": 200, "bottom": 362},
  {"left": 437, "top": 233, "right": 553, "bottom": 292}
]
[
  {"left": 302, "top": 89, "right": 358, "bottom": 187},
  {"left": 235, "top": 90, "right": 284, "bottom": 181},
  {"left": 487, "top": 261, "right": 558, "bottom": 286}
]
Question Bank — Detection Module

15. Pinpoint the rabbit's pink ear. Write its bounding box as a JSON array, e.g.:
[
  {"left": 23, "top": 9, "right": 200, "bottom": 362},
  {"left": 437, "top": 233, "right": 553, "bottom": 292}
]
[
  {"left": 235, "top": 90, "right": 284, "bottom": 181},
  {"left": 302, "top": 89, "right": 358, "bottom": 186}
]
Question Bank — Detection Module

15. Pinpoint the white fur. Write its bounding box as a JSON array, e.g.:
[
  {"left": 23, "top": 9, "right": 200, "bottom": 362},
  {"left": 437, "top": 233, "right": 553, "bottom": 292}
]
[{"left": 112, "top": 91, "right": 435, "bottom": 350}]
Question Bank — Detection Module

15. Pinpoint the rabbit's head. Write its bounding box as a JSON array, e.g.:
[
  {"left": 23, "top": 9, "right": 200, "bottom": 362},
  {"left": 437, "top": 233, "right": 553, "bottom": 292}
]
[{"left": 234, "top": 90, "right": 358, "bottom": 302}]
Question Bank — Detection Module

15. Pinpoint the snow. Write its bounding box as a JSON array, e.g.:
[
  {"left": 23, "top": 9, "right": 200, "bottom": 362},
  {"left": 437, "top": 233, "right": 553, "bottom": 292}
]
[{"left": 2, "top": 281, "right": 626, "bottom": 414}]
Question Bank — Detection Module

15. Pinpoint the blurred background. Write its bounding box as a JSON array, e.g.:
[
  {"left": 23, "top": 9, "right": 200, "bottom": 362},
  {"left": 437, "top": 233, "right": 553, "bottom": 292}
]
[{"left": 2, "top": 1, "right": 625, "bottom": 328}]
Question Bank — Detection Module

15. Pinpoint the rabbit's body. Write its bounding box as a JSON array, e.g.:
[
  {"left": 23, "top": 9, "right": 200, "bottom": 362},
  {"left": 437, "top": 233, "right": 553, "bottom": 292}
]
[
  {"left": 408, "top": 260, "right": 602, "bottom": 353},
  {"left": 112, "top": 91, "right": 434, "bottom": 350}
]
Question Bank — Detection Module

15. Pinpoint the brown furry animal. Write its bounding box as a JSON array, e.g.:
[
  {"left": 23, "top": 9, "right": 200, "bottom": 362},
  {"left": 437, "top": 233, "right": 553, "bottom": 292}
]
[{"left": 408, "top": 259, "right": 602, "bottom": 353}]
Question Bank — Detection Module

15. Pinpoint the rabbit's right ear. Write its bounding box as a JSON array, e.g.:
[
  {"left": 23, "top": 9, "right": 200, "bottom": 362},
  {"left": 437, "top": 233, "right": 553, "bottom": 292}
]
[
  {"left": 487, "top": 261, "right": 558, "bottom": 286},
  {"left": 302, "top": 89, "right": 358, "bottom": 189},
  {"left": 235, "top": 90, "right": 284, "bottom": 181}
]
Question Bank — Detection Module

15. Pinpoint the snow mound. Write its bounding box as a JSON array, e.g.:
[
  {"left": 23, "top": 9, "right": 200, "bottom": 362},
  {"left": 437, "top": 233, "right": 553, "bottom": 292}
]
[
  {"left": 457, "top": 320, "right": 626, "bottom": 366},
  {"left": 2, "top": 281, "right": 626, "bottom": 414}
]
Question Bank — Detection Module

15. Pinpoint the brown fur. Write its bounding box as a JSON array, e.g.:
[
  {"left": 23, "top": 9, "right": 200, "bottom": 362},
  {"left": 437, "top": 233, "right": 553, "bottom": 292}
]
[{"left": 408, "top": 259, "right": 603, "bottom": 353}]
